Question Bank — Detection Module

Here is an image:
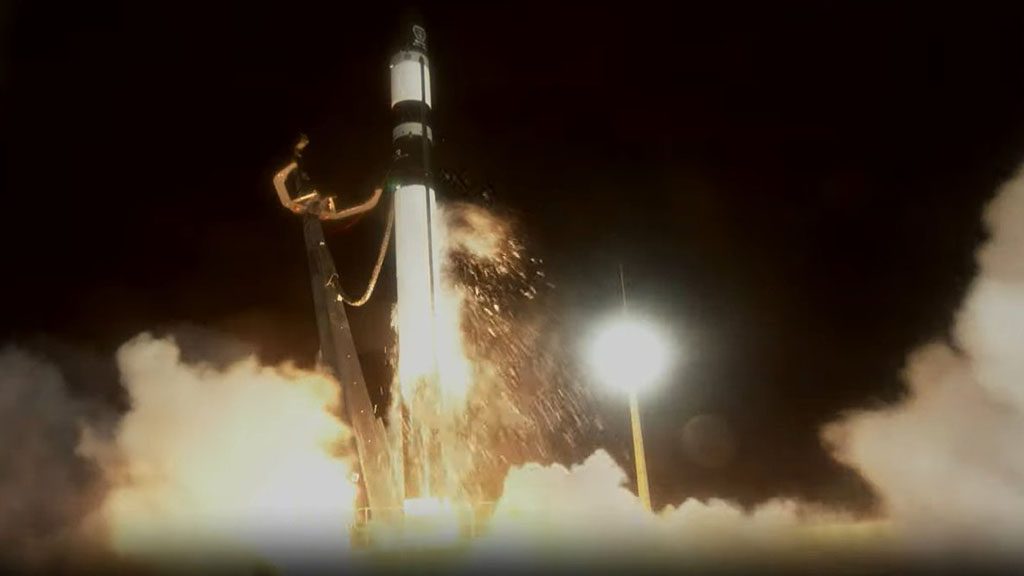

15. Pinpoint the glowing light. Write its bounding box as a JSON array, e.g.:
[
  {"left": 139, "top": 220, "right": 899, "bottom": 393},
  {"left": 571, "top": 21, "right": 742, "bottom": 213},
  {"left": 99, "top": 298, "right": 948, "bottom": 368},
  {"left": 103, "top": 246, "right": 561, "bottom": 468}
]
[
  {"left": 403, "top": 497, "right": 452, "bottom": 518},
  {"left": 367, "top": 498, "right": 461, "bottom": 549},
  {"left": 586, "top": 314, "right": 671, "bottom": 395},
  {"left": 82, "top": 335, "right": 357, "bottom": 569}
]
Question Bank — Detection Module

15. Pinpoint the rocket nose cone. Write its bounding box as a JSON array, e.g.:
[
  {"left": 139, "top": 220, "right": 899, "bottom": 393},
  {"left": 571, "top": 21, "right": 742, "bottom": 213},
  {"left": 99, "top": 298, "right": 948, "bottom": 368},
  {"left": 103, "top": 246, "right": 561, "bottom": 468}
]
[{"left": 398, "top": 10, "right": 428, "bottom": 53}]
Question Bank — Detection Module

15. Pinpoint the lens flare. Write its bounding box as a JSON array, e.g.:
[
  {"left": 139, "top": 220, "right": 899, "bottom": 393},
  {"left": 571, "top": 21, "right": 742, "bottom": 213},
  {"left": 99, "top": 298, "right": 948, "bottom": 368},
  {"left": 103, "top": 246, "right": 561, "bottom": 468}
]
[{"left": 586, "top": 315, "right": 672, "bottom": 395}]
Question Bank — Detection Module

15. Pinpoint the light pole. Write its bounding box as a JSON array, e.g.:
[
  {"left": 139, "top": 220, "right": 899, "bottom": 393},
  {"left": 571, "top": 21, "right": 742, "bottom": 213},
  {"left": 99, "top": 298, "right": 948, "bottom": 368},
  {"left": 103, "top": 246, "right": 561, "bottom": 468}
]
[
  {"left": 628, "top": 384, "right": 651, "bottom": 511},
  {"left": 587, "top": 266, "right": 670, "bottom": 513}
]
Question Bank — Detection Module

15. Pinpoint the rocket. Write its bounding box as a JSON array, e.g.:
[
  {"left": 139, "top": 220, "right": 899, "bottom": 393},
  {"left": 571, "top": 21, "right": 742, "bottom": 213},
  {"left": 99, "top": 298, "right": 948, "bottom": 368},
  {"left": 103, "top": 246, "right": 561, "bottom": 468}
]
[
  {"left": 388, "top": 20, "right": 448, "bottom": 500},
  {"left": 390, "top": 20, "right": 441, "bottom": 390}
]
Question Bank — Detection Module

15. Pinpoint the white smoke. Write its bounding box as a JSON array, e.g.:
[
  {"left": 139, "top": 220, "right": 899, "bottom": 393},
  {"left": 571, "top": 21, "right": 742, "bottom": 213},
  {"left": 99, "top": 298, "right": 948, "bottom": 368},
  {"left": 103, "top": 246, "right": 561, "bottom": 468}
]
[
  {"left": 0, "top": 332, "right": 362, "bottom": 572},
  {"left": 475, "top": 449, "right": 889, "bottom": 570},
  {"left": 824, "top": 164, "right": 1024, "bottom": 561},
  {"left": 0, "top": 347, "right": 112, "bottom": 569},
  {"left": 78, "top": 333, "right": 359, "bottom": 572}
]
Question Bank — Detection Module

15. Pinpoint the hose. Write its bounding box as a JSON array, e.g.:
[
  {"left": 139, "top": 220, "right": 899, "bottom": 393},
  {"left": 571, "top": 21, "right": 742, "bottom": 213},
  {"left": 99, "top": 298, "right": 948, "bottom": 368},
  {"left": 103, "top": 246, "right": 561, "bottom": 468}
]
[{"left": 336, "top": 193, "right": 395, "bottom": 307}]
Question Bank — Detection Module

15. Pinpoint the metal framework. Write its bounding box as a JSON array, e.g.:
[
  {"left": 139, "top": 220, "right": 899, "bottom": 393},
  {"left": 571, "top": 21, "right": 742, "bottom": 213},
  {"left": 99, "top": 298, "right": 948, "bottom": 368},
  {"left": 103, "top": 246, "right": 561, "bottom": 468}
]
[{"left": 273, "top": 140, "right": 402, "bottom": 521}]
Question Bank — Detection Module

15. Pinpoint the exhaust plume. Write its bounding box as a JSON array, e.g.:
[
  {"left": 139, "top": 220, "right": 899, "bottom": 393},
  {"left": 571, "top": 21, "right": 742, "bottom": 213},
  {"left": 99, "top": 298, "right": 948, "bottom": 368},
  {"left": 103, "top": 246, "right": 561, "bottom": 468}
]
[
  {"left": 81, "top": 333, "right": 358, "bottom": 571},
  {"left": 823, "top": 164, "right": 1024, "bottom": 562}
]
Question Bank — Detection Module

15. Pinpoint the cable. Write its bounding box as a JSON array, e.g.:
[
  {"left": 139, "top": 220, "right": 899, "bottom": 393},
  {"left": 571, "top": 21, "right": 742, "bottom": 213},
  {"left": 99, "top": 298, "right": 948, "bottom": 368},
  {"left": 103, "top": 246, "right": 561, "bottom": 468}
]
[{"left": 335, "top": 193, "right": 395, "bottom": 307}]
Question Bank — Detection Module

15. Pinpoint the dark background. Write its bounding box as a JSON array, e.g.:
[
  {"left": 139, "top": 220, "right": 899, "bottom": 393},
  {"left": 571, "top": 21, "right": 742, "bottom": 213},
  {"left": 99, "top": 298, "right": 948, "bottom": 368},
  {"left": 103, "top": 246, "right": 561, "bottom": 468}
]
[{"left": 3, "top": 2, "right": 1024, "bottom": 511}]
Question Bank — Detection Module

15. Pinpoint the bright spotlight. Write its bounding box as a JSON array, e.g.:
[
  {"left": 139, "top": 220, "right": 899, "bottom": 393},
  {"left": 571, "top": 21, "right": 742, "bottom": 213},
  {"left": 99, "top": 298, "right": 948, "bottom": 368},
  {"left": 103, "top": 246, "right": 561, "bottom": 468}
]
[{"left": 587, "top": 314, "right": 671, "bottom": 395}]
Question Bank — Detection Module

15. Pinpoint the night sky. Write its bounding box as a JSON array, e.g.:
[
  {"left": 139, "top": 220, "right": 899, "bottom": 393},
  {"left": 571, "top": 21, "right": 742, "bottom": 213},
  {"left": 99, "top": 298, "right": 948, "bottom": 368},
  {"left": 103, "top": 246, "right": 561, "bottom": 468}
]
[{"left": 4, "top": 2, "right": 1024, "bottom": 511}]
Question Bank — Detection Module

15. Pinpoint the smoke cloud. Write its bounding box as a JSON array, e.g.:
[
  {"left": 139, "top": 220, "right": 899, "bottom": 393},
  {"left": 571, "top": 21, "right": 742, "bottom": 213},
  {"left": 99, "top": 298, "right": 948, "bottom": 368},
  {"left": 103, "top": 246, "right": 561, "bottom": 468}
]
[
  {"left": 0, "top": 346, "right": 112, "bottom": 569},
  {"left": 80, "top": 333, "right": 358, "bottom": 572},
  {"left": 0, "top": 333, "right": 360, "bottom": 572},
  {"left": 823, "top": 164, "right": 1024, "bottom": 562},
  {"left": 475, "top": 449, "right": 890, "bottom": 565}
]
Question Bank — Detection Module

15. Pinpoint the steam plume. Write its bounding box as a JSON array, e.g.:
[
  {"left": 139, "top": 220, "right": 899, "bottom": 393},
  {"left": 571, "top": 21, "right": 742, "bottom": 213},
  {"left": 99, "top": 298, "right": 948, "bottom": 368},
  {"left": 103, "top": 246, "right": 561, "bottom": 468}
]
[
  {"left": 81, "top": 333, "right": 358, "bottom": 572},
  {"left": 824, "top": 164, "right": 1024, "bottom": 562}
]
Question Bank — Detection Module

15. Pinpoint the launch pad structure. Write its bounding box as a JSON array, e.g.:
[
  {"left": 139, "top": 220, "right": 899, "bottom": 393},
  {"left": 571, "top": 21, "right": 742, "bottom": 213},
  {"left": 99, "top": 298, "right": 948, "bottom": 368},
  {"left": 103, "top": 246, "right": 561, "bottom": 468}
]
[{"left": 272, "top": 19, "right": 446, "bottom": 529}]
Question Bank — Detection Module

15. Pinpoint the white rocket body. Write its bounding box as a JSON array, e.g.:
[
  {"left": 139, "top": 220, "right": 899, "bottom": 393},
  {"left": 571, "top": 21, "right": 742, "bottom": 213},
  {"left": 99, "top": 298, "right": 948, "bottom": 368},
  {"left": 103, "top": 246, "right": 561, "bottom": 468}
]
[{"left": 389, "top": 23, "right": 448, "bottom": 500}]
